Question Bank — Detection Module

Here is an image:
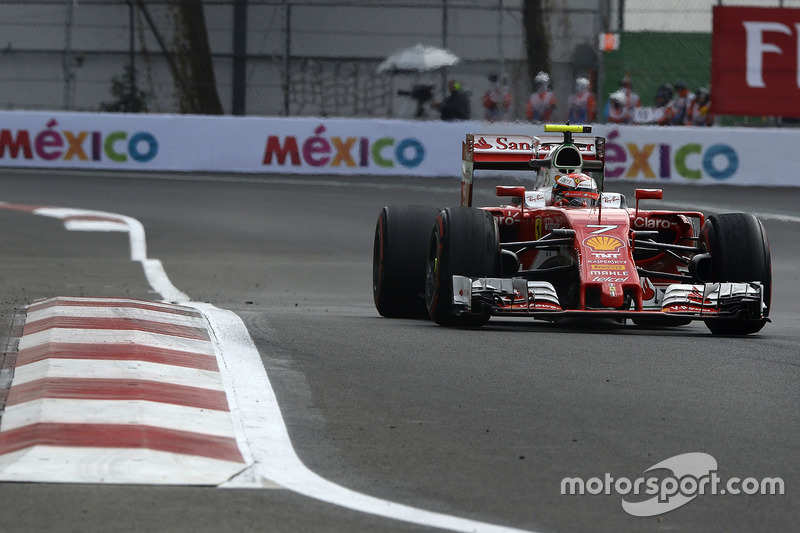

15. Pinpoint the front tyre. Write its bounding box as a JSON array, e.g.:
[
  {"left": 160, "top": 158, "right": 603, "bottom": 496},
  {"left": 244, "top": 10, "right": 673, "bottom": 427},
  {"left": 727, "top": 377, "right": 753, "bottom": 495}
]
[
  {"left": 373, "top": 205, "right": 441, "bottom": 318},
  {"left": 700, "top": 213, "right": 771, "bottom": 335},
  {"left": 425, "top": 207, "right": 500, "bottom": 327}
]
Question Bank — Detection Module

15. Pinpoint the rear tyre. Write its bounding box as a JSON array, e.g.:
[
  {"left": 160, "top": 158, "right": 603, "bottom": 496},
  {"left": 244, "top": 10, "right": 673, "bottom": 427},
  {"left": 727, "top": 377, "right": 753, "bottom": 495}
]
[
  {"left": 425, "top": 207, "right": 500, "bottom": 327},
  {"left": 373, "top": 205, "right": 441, "bottom": 318},
  {"left": 699, "top": 213, "right": 771, "bottom": 335}
]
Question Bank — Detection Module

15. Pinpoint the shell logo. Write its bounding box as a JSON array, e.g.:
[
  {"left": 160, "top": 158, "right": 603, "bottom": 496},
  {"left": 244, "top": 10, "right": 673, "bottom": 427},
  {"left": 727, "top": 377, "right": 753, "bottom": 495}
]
[{"left": 584, "top": 235, "right": 625, "bottom": 252}]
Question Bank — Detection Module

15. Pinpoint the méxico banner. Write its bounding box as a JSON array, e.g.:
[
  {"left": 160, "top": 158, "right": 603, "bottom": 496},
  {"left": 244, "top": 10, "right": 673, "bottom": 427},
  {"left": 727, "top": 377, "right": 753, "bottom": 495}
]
[
  {"left": 0, "top": 110, "right": 799, "bottom": 186},
  {"left": 712, "top": 5, "right": 800, "bottom": 116}
]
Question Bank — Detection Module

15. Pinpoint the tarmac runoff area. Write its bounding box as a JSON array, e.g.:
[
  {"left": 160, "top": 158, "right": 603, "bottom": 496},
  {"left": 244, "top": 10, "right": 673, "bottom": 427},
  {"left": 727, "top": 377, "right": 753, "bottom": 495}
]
[{"left": 0, "top": 203, "right": 533, "bottom": 533}]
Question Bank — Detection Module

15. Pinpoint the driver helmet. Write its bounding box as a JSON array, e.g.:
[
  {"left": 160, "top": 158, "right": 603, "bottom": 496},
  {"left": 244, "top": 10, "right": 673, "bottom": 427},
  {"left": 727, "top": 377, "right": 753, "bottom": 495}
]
[{"left": 552, "top": 172, "right": 600, "bottom": 207}]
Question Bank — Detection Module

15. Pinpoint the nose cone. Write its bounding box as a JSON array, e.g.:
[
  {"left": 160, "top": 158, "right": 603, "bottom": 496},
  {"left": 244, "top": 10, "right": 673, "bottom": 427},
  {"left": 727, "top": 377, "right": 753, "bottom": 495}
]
[{"left": 600, "top": 282, "right": 625, "bottom": 308}]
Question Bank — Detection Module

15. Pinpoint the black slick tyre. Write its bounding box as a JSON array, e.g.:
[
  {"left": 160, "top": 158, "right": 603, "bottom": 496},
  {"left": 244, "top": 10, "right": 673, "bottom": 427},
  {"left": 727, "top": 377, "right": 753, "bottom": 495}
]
[
  {"left": 373, "top": 205, "right": 441, "bottom": 318},
  {"left": 425, "top": 207, "right": 500, "bottom": 327},
  {"left": 700, "top": 213, "right": 771, "bottom": 335}
]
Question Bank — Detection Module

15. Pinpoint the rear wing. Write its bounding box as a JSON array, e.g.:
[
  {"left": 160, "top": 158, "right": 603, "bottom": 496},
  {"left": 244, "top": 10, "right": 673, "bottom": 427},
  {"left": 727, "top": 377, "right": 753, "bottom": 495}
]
[{"left": 461, "top": 124, "right": 606, "bottom": 207}]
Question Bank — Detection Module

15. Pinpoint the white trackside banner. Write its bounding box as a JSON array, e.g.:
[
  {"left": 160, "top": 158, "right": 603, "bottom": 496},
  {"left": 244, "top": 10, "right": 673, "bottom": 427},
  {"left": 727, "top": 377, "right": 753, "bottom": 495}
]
[{"left": 0, "top": 110, "right": 797, "bottom": 186}]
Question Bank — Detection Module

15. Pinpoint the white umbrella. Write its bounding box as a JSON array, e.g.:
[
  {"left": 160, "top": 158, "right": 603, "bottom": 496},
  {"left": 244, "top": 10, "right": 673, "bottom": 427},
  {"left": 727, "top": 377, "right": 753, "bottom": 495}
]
[{"left": 376, "top": 44, "right": 460, "bottom": 75}]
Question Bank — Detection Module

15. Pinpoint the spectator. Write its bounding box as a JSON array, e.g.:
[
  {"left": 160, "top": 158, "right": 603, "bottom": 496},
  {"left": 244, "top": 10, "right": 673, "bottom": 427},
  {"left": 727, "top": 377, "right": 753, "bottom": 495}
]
[
  {"left": 619, "top": 75, "right": 641, "bottom": 117},
  {"left": 566, "top": 76, "right": 596, "bottom": 123},
  {"left": 654, "top": 85, "right": 675, "bottom": 125},
  {"left": 668, "top": 80, "right": 693, "bottom": 125},
  {"left": 686, "top": 87, "right": 713, "bottom": 126},
  {"left": 526, "top": 71, "right": 556, "bottom": 123},
  {"left": 605, "top": 90, "right": 630, "bottom": 124},
  {"left": 482, "top": 72, "right": 513, "bottom": 122},
  {"left": 434, "top": 79, "right": 471, "bottom": 121}
]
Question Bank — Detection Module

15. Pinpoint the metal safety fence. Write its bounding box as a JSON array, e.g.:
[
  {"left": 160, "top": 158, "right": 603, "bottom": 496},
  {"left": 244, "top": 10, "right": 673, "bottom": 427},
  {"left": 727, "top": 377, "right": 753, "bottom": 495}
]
[
  {"left": 5, "top": 0, "right": 784, "bottom": 125},
  {"left": 0, "top": 0, "right": 604, "bottom": 121}
]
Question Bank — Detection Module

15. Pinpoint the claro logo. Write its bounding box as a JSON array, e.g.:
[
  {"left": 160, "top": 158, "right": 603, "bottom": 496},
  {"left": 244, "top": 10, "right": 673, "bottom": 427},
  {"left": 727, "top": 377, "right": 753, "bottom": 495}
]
[
  {"left": 0, "top": 119, "right": 158, "bottom": 163},
  {"left": 263, "top": 124, "right": 426, "bottom": 169}
]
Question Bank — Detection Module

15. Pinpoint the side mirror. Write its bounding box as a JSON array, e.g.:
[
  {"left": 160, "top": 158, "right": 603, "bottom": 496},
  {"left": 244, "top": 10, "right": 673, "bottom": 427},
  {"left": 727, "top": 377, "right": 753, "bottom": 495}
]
[
  {"left": 496, "top": 186, "right": 525, "bottom": 198},
  {"left": 635, "top": 188, "right": 663, "bottom": 200},
  {"left": 634, "top": 188, "right": 663, "bottom": 216},
  {"left": 496, "top": 186, "right": 526, "bottom": 210}
]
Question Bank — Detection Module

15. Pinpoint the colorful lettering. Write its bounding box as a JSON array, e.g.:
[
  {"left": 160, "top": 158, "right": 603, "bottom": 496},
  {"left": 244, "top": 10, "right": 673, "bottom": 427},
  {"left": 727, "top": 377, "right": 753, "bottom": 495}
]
[
  {"left": 262, "top": 125, "right": 427, "bottom": 170},
  {"left": 372, "top": 137, "right": 394, "bottom": 168},
  {"left": 605, "top": 129, "right": 738, "bottom": 182},
  {"left": 0, "top": 130, "right": 33, "bottom": 159},
  {"left": 330, "top": 136, "right": 357, "bottom": 167},
  {"left": 625, "top": 143, "right": 656, "bottom": 178},
  {"left": 0, "top": 121, "right": 158, "bottom": 164},
  {"left": 63, "top": 131, "right": 89, "bottom": 161},
  {"left": 263, "top": 136, "right": 300, "bottom": 165}
]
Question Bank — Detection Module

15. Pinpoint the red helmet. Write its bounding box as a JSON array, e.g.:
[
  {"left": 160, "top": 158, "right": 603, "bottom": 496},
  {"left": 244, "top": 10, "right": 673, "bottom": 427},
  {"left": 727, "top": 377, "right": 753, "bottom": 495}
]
[{"left": 552, "top": 173, "right": 600, "bottom": 207}]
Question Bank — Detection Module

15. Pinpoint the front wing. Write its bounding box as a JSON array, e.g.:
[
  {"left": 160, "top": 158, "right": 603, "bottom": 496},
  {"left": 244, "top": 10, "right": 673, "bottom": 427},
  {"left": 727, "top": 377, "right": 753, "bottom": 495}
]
[{"left": 451, "top": 276, "right": 767, "bottom": 322}]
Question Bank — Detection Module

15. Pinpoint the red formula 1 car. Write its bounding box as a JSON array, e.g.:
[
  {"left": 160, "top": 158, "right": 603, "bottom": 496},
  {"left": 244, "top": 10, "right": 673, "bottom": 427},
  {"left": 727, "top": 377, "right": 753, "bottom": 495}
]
[{"left": 373, "top": 125, "right": 771, "bottom": 335}]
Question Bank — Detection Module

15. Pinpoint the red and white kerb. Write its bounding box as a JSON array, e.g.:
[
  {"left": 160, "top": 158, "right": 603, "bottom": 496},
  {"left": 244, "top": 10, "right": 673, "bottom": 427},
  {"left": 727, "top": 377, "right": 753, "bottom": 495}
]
[{"left": 0, "top": 297, "right": 247, "bottom": 485}]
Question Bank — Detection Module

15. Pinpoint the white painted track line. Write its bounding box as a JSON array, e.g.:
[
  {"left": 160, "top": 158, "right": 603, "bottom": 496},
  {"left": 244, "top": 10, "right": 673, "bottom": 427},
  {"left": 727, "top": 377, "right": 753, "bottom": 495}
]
[
  {"left": 1, "top": 202, "right": 538, "bottom": 532},
  {"left": 198, "top": 302, "right": 534, "bottom": 533}
]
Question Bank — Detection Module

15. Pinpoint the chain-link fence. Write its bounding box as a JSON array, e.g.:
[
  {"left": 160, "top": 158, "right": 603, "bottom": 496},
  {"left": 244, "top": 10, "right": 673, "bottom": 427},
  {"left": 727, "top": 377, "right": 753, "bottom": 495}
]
[
  {"left": 1, "top": 1, "right": 613, "bottom": 122},
  {"left": 0, "top": 1, "right": 524, "bottom": 119},
  {"left": 8, "top": 1, "right": 782, "bottom": 125},
  {"left": 601, "top": 32, "right": 711, "bottom": 110},
  {"left": 605, "top": 0, "right": 800, "bottom": 126}
]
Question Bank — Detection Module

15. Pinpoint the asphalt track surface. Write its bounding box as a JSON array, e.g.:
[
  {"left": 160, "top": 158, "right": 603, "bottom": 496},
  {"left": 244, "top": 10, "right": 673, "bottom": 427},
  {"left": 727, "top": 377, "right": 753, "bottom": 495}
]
[{"left": 0, "top": 168, "right": 797, "bottom": 532}]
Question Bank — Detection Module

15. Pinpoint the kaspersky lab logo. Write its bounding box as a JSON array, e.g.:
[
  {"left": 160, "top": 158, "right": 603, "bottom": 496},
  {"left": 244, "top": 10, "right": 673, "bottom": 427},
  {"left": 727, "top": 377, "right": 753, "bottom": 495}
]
[{"left": 561, "top": 452, "right": 784, "bottom": 516}]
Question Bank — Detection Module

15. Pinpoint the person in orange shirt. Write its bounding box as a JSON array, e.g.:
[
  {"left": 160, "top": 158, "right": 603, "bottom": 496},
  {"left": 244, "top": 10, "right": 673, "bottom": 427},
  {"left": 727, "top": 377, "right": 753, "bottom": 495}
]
[
  {"left": 567, "top": 77, "right": 596, "bottom": 123},
  {"left": 526, "top": 71, "right": 556, "bottom": 123},
  {"left": 482, "top": 72, "right": 513, "bottom": 122},
  {"left": 605, "top": 91, "right": 629, "bottom": 124}
]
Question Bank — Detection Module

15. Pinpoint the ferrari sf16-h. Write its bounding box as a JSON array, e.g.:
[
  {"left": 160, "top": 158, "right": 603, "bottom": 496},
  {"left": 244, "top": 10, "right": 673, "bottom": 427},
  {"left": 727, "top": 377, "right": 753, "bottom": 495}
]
[{"left": 373, "top": 125, "right": 770, "bottom": 335}]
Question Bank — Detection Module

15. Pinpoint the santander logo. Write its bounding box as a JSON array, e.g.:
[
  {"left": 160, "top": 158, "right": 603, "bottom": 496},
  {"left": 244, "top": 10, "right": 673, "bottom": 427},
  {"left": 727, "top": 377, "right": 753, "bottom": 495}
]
[{"left": 474, "top": 137, "right": 492, "bottom": 150}]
